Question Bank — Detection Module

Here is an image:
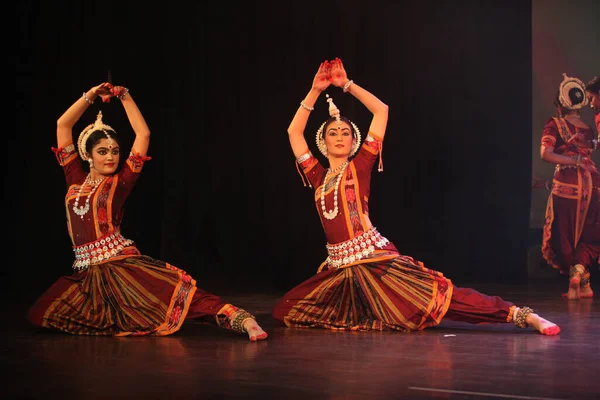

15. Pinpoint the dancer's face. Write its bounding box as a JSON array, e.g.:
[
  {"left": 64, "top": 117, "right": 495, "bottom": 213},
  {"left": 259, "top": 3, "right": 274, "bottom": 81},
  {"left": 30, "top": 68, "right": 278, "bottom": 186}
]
[
  {"left": 91, "top": 138, "right": 120, "bottom": 175},
  {"left": 325, "top": 120, "right": 354, "bottom": 157}
]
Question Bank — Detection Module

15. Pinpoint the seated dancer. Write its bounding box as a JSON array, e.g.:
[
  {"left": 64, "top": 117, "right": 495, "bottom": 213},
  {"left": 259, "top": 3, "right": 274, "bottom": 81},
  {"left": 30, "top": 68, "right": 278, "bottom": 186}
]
[
  {"left": 273, "top": 58, "right": 560, "bottom": 335},
  {"left": 540, "top": 73, "right": 599, "bottom": 300},
  {"left": 27, "top": 82, "right": 267, "bottom": 341}
]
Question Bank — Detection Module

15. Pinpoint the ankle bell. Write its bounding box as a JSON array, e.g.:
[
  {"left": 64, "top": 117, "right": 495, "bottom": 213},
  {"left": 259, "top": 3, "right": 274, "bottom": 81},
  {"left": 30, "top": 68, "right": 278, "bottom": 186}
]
[
  {"left": 513, "top": 306, "right": 534, "bottom": 329},
  {"left": 569, "top": 264, "right": 585, "bottom": 279}
]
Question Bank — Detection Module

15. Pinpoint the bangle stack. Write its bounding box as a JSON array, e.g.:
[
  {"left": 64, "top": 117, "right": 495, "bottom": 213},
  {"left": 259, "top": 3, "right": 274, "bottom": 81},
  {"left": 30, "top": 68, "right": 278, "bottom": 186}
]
[{"left": 82, "top": 92, "right": 94, "bottom": 105}]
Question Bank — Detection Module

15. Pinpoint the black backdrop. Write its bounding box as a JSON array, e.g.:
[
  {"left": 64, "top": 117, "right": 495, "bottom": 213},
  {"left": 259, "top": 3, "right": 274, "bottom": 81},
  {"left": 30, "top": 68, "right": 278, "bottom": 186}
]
[{"left": 12, "top": 0, "right": 532, "bottom": 305}]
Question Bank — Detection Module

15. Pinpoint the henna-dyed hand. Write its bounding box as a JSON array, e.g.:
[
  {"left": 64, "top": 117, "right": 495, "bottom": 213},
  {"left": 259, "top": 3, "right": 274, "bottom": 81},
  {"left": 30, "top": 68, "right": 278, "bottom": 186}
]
[
  {"left": 329, "top": 57, "right": 349, "bottom": 88},
  {"left": 579, "top": 156, "right": 597, "bottom": 172},
  {"left": 110, "top": 86, "right": 128, "bottom": 99},
  {"left": 312, "top": 60, "right": 331, "bottom": 92},
  {"left": 92, "top": 82, "right": 114, "bottom": 103}
]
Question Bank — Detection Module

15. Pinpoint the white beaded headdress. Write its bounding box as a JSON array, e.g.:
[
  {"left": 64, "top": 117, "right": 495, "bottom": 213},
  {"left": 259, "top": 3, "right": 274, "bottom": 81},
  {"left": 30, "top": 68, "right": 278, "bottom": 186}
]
[
  {"left": 77, "top": 111, "right": 116, "bottom": 160},
  {"left": 315, "top": 94, "right": 361, "bottom": 157},
  {"left": 558, "top": 73, "right": 588, "bottom": 110}
]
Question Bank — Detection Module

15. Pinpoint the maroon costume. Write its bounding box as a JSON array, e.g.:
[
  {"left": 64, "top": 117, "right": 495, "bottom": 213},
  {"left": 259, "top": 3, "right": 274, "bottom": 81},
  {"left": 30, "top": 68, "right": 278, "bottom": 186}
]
[
  {"left": 28, "top": 144, "right": 247, "bottom": 336},
  {"left": 541, "top": 118, "right": 600, "bottom": 280},
  {"left": 273, "top": 133, "right": 517, "bottom": 331}
]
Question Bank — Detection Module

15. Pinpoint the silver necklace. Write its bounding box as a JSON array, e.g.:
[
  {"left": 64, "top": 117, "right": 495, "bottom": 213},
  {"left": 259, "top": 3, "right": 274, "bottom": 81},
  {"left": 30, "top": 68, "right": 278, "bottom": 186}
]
[
  {"left": 73, "top": 174, "right": 104, "bottom": 219},
  {"left": 320, "top": 161, "right": 348, "bottom": 220}
]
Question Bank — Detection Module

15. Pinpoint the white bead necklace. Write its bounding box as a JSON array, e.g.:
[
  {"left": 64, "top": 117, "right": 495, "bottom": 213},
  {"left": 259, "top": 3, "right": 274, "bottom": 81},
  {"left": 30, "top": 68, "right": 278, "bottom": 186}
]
[
  {"left": 73, "top": 173, "right": 104, "bottom": 219},
  {"left": 320, "top": 161, "right": 348, "bottom": 220}
]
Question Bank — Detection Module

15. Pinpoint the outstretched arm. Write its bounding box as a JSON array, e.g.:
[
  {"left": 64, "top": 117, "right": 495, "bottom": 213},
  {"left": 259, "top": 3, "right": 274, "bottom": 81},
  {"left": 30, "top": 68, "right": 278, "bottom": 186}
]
[
  {"left": 56, "top": 83, "right": 113, "bottom": 147},
  {"left": 329, "top": 58, "right": 389, "bottom": 140},
  {"left": 111, "top": 87, "right": 151, "bottom": 157},
  {"left": 288, "top": 61, "right": 332, "bottom": 158}
]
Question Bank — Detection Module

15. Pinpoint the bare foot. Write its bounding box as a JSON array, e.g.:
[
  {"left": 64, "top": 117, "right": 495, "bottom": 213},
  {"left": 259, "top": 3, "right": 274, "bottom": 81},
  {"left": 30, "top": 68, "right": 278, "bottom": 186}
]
[
  {"left": 562, "top": 287, "right": 593, "bottom": 299},
  {"left": 526, "top": 313, "right": 560, "bottom": 336},
  {"left": 567, "top": 276, "right": 581, "bottom": 300},
  {"left": 580, "top": 287, "right": 594, "bottom": 298},
  {"left": 243, "top": 319, "right": 268, "bottom": 341}
]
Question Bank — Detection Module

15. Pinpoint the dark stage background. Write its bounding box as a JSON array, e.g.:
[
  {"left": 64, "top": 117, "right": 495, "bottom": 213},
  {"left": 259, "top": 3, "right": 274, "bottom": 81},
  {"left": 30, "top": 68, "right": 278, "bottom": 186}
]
[{"left": 12, "top": 1, "right": 533, "bottom": 305}]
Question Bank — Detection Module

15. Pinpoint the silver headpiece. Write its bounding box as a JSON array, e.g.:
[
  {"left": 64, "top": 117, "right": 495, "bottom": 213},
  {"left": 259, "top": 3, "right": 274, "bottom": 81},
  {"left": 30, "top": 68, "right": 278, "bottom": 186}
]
[
  {"left": 77, "top": 111, "right": 116, "bottom": 160},
  {"left": 558, "top": 73, "right": 588, "bottom": 110},
  {"left": 315, "top": 94, "right": 361, "bottom": 157}
]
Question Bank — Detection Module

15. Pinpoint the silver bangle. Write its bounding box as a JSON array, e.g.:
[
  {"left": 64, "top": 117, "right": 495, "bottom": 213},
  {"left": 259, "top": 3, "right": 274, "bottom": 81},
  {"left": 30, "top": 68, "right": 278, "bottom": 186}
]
[
  {"left": 82, "top": 92, "right": 94, "bottom": 105},
  {"left": 343, "top": 80, "right": 353, "bottom": 93},
  {"left": 117, "top": 88, "right": 130, "bottom": 100},
  {"left": 297, "top": 151, "right": 312, "bottom": 164},
  {"left": 300, "top": 101, "right": 314, "bottom": 111}
]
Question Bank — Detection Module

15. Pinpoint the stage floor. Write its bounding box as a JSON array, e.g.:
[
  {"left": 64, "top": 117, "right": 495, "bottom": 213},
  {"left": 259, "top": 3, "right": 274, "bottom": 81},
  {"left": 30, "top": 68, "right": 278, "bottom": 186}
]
[{"left": 5, "top": 279, "right": 599, "bottom": 400}]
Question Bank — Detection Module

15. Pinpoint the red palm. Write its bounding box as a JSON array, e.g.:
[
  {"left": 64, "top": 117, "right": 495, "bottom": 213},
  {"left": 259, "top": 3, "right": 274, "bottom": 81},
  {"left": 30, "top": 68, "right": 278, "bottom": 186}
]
[
  {"left": 329, "top": 58, "right": 348, "bottom": 88},
  {"left": 312, "top": 61, "right": 331, "bottom": 92}
]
